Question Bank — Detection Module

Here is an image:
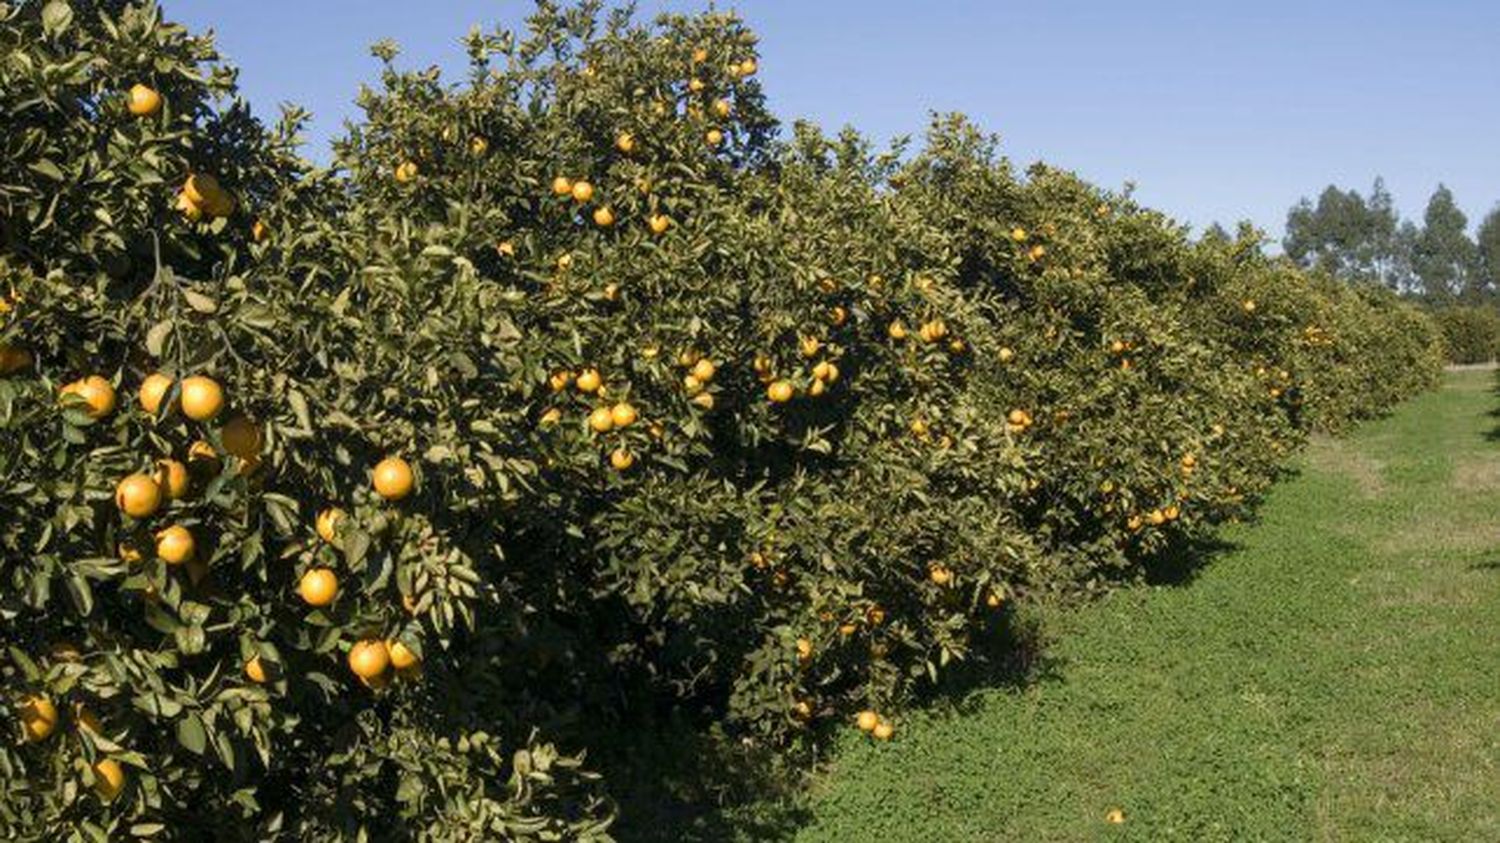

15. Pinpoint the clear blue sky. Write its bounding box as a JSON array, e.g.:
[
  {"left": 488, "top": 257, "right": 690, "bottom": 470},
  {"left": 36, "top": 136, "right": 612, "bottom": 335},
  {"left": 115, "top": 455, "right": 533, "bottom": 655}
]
[{"left": 162, "top": 0, "right": 1499, "bottom": 238}]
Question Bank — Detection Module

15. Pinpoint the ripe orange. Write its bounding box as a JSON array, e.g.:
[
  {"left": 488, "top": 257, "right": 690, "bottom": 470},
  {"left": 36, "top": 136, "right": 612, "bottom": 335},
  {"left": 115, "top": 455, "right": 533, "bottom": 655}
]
[
  {"left": 1010, "top": 227, "right": 1027, "bottom": 242},
  {"left": 588, "top": 406, "right": 615, "bottom": 433},
  {"left": 126, "top": 83, "right": 162, "bottom": 116},
  {"left": 298, "top": 567, "right": 339, "bottom": 607},
  {"left": 610, "top": 448, "right": 635, "bottom": 471},
  {"left": 549, "top": 370, "right": 573, "bottom": 392},
  {"left": 692, "top": 47, "right": 709, "bottom": 63},
  {"left": 998, "top": 346, "right": 1015, "bottom": 363},
  {"left": 713, "top": 98, "right": 732, "bottom": 118},
  {"left": 176, "top": 191, "right": 204, "bottom": 222},
  {"left": 155, "top": 525, "right": 195, "bottom": 565},
  {"left": 799, "top": 336, "right": 822, "bottom": 358},
  {"left": 1105, "top": 808, "right": 1126, "bottom": 824},
  {"left": 691, "top": 392, "right": 715, "bottom": 410},
  {"left": 791, "top": 700, "right": 812, "bottom": 720},
  {"left": 178, "top": 375, "right": 224, "bottom": 422},
  {"left": 575, "top": 369, "right": 602, "bottom": 393},
  {"left": 986, "top": 591, "right": 1004, "bottom": 609},
  {"left": 796, "top": 638, "right": 813, "bottom": 661},
  {"left": 244, "top": 656, "right": 269, "bottom": 684},
  {"left": 610, "top": 402, "right": 638, "bottom": 428},
  {"left": 888, "top": 320, "right": 908, "bottom": 341},
  {"left": 856, "top": 710, "right": 879, "bottom": 732},
  {"left": 373, "top": 456, "right": 415, "bottom": 501},
  {"left": 592, "top": 206, "right": 615, "bottom": 227},
  {"left": 388, "top": 640, "right": 420, "bottom": 671},
  {"left": 153, "top": 459, "right": 190, "bottom": 500},
  {"left": 20, "top": 695, "right": 58, "bottom": 742},
  {"left": 394, "top": 161, "right": 419, "bottom": 183},
  {"left": 808, "top": 379, "right": 827, "bottom": 398},
  {"left": 648, "top": 214, "right": 671, "bottom": 235},
  {"left": 738, "top": 58, "right": 758, "bottom": 77},
  {"left": 1028, "top": 244, "right": 1046, "bottom": 261},
  {"left": 539, "top": 407, "right": 563, "bottom": 426},
  {"left": 910, "top": 418, "right": 930, "bottom": 437},
  {"left": 767, "top": 380, "right": 794, "bottom": 403},
  {"left": 60, "top": 375, "right": 117, "bottom": 418},
  {"left": 316, "top": 507, "right": 346, "bottom": 544},
  {"left": 1242, "top": 299, "right": 1257, "bottom": 313},
  {"left": 221, "top": 415, "right": 262, "bottom": 460},
  {"left": 115, "top": 474, "right": 163, "bottom": 519},
  {"left": 929, "top": 565, "right": 953, "bottom": 586},
  {"left": 872, "top": 721, "right": 895, "bottom": 741},
  {"left": 552, "top": 176, "right": 574, "bottom": 196},
  {"left": 688, "top": 77, "right": 706, "bottom": 93},
  {"left": 690, "top": 358, "right": 717, "bottom": 383},
  {"left": 813, "top": 361, "right": 840, "bottom": 383},
  {"left": 91, "top": 758, "right": 126, "bottom": 802},
  {"left": 138, "top": 373, "right": 175, "bottom": 415},
  {"left": 616, "top": 133, "right": 636, "bottom": 154},
  {"left": 469, "top": 136, "right": 489, "bottom": 155},
  {"left": 706, "top": 129, "right": 724, "bottom": 147},
  {"left": 570, "top": 180, "right": 594, "bottom": 203},
  {"left": 347, "top": 639, "right": 390, "bottom": 679},
  {"left": 251, "top": 219, "right": 271, "bottom": 243}
]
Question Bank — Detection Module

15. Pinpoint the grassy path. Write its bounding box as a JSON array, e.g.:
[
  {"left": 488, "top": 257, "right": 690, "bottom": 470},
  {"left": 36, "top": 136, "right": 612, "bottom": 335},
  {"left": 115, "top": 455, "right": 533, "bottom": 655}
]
[{"left": 796, "top": 370, "right": 1500, "bottom": 842}]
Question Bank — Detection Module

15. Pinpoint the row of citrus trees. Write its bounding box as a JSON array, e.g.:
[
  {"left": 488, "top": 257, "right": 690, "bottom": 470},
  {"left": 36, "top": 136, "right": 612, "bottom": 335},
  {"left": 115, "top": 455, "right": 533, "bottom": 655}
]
[{"left": 1, "top": 1, "right": 1443, "bottom": 839}]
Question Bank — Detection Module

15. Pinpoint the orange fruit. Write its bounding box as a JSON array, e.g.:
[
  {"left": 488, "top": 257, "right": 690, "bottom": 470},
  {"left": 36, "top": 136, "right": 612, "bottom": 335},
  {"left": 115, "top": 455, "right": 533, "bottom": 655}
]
[
  {"left": 153, "top": 459, "right": 190, "bottom": 500},
  {"left": 688, "top": 77, "right": 706, "bottom": 93},
  {"left": 126, "top": 83, "right": 162, "bottom": 116},
  {"left": 592, "top": 206, "right": 615, "bottom": 227},
  {"left": 394, "top": 161, "right": 419, "bottom": 183},
  {"left": 872, "top": 721, "right": 894, "bottom": 741},
  {"left": 19, "top": 695, "right": 58, "bottom": 742},
  {"left": 812, "top": 361, "right": 839, "bottom": 383},
  {"left": 998, "top": 346, "right": 1015, "bottom": 363},
  {"left": 60, "top": 375, "right": 117, "bottom": 418},
  {"left": 244, "top": 656, "right": 269, "bottom": 684},
  {"left": 888, "top": 320, "right": 908, "bottom": 341},
  {"left": 767, "top": 380, "right": 794, "bottom": 403},
  {"left": 610, "top": 402, "right": 638, "bottom": 428},
  {"left": 738, "top": 58, "right": 758, "bottom": 77},
  {"left": 856, "top": 710, "right": 879, "bottom": 732},
  {"left": 469, "top": 136, "right": 489, "bottom": 155},
  {"left": 91, "top": 758, "right": 126, "bottom": 802},
  {"left": 347, "top": 639, "right": 390, "bottom": 679},
  {"left": 138, "top": 373, "right": 175, "bottom": 415},
  {"left": 929, "top": 565, "right": 953, "bottom": 586},
  {"left": 796, "top": 638, "right": 813, "bottom": 661},
  {"left": 1010, "top": 227, "right": 1028, "bottom": 242},
  {"left": 251, "top": 219, "right": 270, "bottom": 243},
  {"left": 316, "top": 507, "right": 346, "bottom": 544},
  {"left": 539, "top": 407, "right": 563, "bottom": 427},
  {"left": 221, "top": 415, "right": 262, "bottom": 460},
  {"left": 388, "top": 640, "right": 420, "bottom": 671},
  {"left": 1242, "top": 299, "right": 1256, "bottom": 313},
  {"left": 575, "top": 369, "right": 602, "bottom": 394},
  {"left": 178, "top": 375, "right": 224, "bottom": 422},
  {"left": 155, "top": 525, "right": 195, "bottom": 565},
  {"left": 184, "top": 174, "right": 234, "bottom": 217},
  {"left": 713, "top": 98, "right": 732, "bottom": 118},
  {"left": 610, "top": 448, "right": 635, "bottom": 471},
  {"left": 689, "top": 358, "right": 717, "bottom": 383},
  {"left": 615, "top": 133, "right": 636, "bottom": 154},
  {"left": 115, "top": 474, "right": 163, "bottom": 519},
  {"left": 551, "top": 176, "right": 574, "bottom": 196},
  {"left": 175, "top": 191, "right": 204, "bottom": 221},
  {"left": 588, "top": 406, "right": 615, "bottom": 433},
  {"left": 910, "top": 418, "right": 930, "bottom": 437},
  {"left": 549, "top": 371, "right": 573, "bottom": 392},
  {"left": 298, "top": 567, "right": 339, "bottom": 607},
  {"left": 1105, "top": 808, "right": 1126, "bottom": 824},
  {"left": 706, "top": 129, "right": 724, "bottom": 147},
  {"left": 691, "top": 392, "right": 715, "bottom": 410},
  {"left": 570, "top": 180, "right": 594, "bottom": 203},
  {"left": 800, "top": 336, "right": 822, "bottom": 358},
  {"left": 986, "top": 591, "right": 1004, "bottom": 609},
  {"left": 372, "top": 456, "right": 415, "bottom": 501},
  {"left": 648, "top": 214, "right": 671, "bottom": 235}
]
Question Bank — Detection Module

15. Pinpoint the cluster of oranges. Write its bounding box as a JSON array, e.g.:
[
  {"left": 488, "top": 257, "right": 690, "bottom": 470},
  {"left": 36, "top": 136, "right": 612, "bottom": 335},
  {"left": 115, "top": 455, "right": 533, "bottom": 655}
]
[{"left": 546, "top": 365, "right": 645, "bottom": 470}]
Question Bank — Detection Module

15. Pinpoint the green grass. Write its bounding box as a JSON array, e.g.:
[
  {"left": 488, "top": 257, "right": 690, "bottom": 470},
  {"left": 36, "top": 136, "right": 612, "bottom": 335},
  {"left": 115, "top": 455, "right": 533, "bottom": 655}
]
[{"left": 793, "top": 369, "right": 1500, "bottom": 842}]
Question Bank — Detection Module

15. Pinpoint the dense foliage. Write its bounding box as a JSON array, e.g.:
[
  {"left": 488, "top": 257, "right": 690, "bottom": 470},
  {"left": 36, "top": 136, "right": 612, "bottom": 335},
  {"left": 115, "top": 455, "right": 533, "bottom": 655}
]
[{"left": 1, "top": 1, "right": 1442, "bottom": 839}]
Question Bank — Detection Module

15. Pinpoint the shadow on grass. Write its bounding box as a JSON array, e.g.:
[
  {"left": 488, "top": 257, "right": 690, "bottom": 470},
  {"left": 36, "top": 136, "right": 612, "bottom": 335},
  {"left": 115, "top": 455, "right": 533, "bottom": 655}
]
[{"left": 593, "top": 529, "right": 1242, "bottom": 841}]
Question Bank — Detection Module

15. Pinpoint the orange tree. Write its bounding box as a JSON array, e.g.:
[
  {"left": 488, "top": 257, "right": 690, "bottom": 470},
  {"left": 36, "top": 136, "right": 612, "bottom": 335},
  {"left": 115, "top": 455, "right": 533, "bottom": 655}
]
[
  {"left": 3, "top": 0, "right": 1443, "bottom": 838},
  {"left": 1, "top": 2, "right": 611, "bottom": 839}
]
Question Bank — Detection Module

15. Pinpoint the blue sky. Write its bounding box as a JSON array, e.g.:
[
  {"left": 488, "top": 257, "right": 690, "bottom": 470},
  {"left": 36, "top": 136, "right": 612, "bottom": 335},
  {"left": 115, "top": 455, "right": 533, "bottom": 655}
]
[{"left": 162, "top": 1, "right": 1499, "bottom": 238}]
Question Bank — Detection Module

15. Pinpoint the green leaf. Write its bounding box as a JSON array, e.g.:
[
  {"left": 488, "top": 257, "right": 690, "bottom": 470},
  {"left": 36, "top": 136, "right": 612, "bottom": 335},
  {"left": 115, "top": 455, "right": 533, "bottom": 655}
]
[
  {"left": 177, "top": 715, "right": 207, "bottom": 755},
  {"left": 40, "top": 1, "right": 72, "bottom": 36}
]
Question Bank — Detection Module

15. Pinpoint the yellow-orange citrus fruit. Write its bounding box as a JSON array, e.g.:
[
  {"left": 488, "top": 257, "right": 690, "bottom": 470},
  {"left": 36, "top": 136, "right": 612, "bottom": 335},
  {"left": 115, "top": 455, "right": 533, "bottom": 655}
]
[
  {"left": 610, "top": 402, "right": 638, "bottom": 428},
  {"left": 126, "top": 83, "right": 162, "bottom": 116},
  {"left": 588, "top": 406, "right": 615, "bottom": 433},
  {"left": 767, "top": 380, "right": 794, "bottom": 403},
  {"left": 691, "top": 358, "right": 716, "bottom": 383},
  {"left": 616, "top": 133, "right": 636, "bottom": 154},
  {"left": 251, "top": 219, "right": 270, "bottom": 243},
  {"left": 570, "top": 180, "right": 594, "bottom": 203},
  {"left": 178, "top": 375, "right": 224, "bottom": 422},
  {"left": 575, "top": 369, "right": 602, "bottom": 393},
  {"left": 155, "top": 525, "right": 195, "bottom": 565},
  {"left": 115, "top": 474, "right": 163, "bottom": 519},
  {"left": 298, "top": 567, "right": 338, "bottom": 607},
  {"left": 91, "top": 758, "right": 126, "bottom": 802},
  {"left": 347, "top": 639, "right": 390, "bottom": 679},
  {"left": 394, "top": 161, "right": 419, "bottom": 183},
  {"left": 691, "top": 392, "right": 715, "bottom": 410},
  {"left": 706, "top": 128, "right": 724, "bottom": 147},
  {"left": 856, "top": 710, "right": 879, "bottom": 732},
  {"left": 221, "top": 415, "right": 262, "bottom": 460},
  {"left": 20, "top": 695, "right": 58, "bottom": 742},
  {"left": 872, "top": 721, "right": 894, "bottom": 741},
  {"left": 316, "top": 507, "right": 346, "bottom": 545},
  {"left": 610, "top": 448, "right": 635, "bottom": 471},
  {"left": 60, "top": 375, "right": 117, "bottom": 418},
  {"left": 1106, "top": 808, "right": 1126, "bottom": 824},
  {"left": 713, "top": 98, "right": 732, "bottom": 118},
  {"left": 176, "top": 191, "right": 203, "bottom": 221},
  {"left": 373, "top": 456, "right": 415, "bottom": 501},
  {"left": 138, "top": 373, "right": 175, "bottom": 415},
  {"left": 648, "top": 214, "right": 671, "bottom": 235},
  {"left": 888, "top": 320, "right": 908, "bottom": 341},
  {"left": 388, "top": 640, "right": 420, "bottom": 670},
  {"left": 539, "top": 407, "right": 563, "bottom": 427},
  {"left": 551, "top": 176, "right": 573, "bottom": 196},
  {"left": 244, "top": 656, "right": 268, "bottom": 684},
  {"left": 154, "top": 459, "right": 190, "bottom": 500},
  {"left": 592, "top": 206, "right": 615, "bottom": 227},
  {"left": 469, "top": 136, "right": 488, "bottom": 155}
]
